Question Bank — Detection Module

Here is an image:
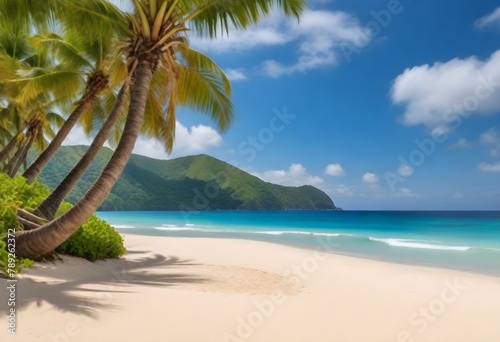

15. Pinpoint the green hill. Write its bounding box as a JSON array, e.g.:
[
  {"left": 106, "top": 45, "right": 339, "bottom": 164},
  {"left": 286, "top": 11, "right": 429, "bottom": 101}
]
[{"left": 37, "top": 146, "right": 338, "bottom": 211}]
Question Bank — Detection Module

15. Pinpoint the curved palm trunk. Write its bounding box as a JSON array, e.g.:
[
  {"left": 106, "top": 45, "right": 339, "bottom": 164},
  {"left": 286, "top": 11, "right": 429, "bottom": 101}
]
[
  {"left": 15, "top": 64, "right": 153, "bottom": 259},
  {"left": 0, "top": 132, "right": 22, "bottom": 166},
  {"left": 35, "top": 85, "right": 129, "bottom": 220},
  {"left": 9, "top": 132, "right": 35, "bottom": 177},
  {"left": 5, "top": 141, "right": 27, "bottom": 177},
  {"left": 23, "top": 73, "right": 108, "bottom": 182}
]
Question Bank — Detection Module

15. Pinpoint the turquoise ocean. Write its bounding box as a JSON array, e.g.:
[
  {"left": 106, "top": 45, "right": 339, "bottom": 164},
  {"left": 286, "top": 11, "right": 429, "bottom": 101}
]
[{"left": 96, "top": 211, "right": 500, "bottom": 276}]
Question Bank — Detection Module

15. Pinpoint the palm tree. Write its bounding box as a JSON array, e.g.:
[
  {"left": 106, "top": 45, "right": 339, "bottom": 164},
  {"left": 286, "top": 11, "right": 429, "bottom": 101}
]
[
  {"left": 33, "top": 44, "right": 233, "bottom": 220},
  {"left": 21, "top": 32, "right": 115, "bottom": 182},
  {"left": 0, "top": 0, "right": 128, "bottom": 182},
  {"left": 3, "top": 106, "right": 63, "bottom": 176},
  {"left": 0, "top": 111, "right": 27, "bottom": 167},
  {"left": 34, "top": 84, "right": 129, "bottom": 220},
  {"left": 15, "top": 0, "right": 306, "bottom": 258},
  {"left": 0, "top": 24, "right": 69, "bottom": 172}
]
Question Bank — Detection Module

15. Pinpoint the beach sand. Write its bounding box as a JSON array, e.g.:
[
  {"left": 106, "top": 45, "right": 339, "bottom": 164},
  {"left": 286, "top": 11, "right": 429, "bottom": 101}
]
[{"left": 1, "top": 234, "right": 500, "bottom": 342}]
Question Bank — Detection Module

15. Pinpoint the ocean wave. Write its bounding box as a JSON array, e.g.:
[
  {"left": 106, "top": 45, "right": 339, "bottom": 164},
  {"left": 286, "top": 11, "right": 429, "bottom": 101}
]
[
  {"left": 154, "top": 226, "right": 222, "bottom": 233},
  {"left": 254, "top": 231, "right": 284, "bottom": 235},
  {"left": 152, "top": 227, "right": 343, "bottom": 237},
  {"left": 155, "top": 226, "right": 206, "bottom": 231},
  {"left": 112, "top": 225, "right": 136, "bottom": 229},
  {"left": 254, "top": 230, "right": 341, "bottom": 237},
  {"left": 369, "top": 237, "right": 471, "bottom": 251}
]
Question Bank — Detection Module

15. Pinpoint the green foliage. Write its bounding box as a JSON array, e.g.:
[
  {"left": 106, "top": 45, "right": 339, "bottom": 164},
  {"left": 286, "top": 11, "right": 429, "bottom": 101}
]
[
  {"left": 38, "top": 146, "right": 338, "bottom": 211},
  {"left": 56, "top": 213, "right": 126, "bottom": 261},
  {"left": 0, "top": 176, "right": 41, "bottom": 276},
  {"left": 0, "top": 174, "right": 125, "bottom": 277},
  {"left": 0, "top": 174, "right": 50, "bottom": 210},
  {"left": 0, "top": 199, "right": 33, "bottom": 277}
]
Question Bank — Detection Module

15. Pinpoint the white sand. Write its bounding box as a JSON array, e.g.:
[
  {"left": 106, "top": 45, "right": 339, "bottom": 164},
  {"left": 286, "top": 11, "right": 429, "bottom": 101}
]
[{"left": 1, "top": 234, "right": 500, "bottom": 341}]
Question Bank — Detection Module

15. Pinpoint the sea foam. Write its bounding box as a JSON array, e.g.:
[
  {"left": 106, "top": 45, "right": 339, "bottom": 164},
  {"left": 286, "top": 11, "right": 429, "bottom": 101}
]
[{"left": 369, "top": 237, "right": 471, "bottom": 251}]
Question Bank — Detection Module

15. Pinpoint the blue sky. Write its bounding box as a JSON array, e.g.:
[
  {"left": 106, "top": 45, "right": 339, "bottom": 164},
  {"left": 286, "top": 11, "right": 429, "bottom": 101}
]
[{"left": 69, "top": 0, "right": 500, "bottom": 210}]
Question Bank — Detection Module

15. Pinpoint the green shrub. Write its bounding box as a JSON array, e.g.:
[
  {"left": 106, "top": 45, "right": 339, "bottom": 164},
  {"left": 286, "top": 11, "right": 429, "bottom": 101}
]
[
  {"left": 0, "top": 199, "right": 33, "bottom": 277},
  {"left": 0, "top": 174, "right": 50, "bottom": 210},
  {"left": 56, "top": 214, "right": 126, "bottom": 261},
  {"left": 0, "top": 175, "right": 126, "bottom": 277},
  {"left": 55, "top": 201, "right": 126, "bottom": 261}
]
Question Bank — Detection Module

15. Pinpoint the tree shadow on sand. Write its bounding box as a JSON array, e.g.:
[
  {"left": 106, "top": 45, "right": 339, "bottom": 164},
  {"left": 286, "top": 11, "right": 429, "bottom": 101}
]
[{"left": 0, "top": 252, "right": 206, "bottom": 318}]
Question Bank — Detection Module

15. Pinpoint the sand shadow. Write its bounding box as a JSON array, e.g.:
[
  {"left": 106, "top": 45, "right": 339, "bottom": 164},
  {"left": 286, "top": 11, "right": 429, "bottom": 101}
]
[{"left": 0, "top": 253, "right": 206, "bottom": 318}]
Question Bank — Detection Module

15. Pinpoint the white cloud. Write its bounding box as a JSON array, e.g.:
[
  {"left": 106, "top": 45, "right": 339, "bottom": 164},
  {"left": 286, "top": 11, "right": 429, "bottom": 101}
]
[
  {"left": 253, "top": 163, "right": 324, "bottom": 186},
  {"left": 478, "top": 162, "right": 500, "bottom": 173},
  {"left": 398, "top": 187, "right": 418, "bottom": 197},
  {"left": 133, "top": 122, "right": 222, "bottom": 159},
  {"left": 453, "top": 138, "right": 472, "bottom": 148},
  {"left": 261, "top": 10, "right": 370, "bottom": 77},
  {"left": 132, "top": 138, "right": 167, "bottom": 160},
  {"left": 224, "top": 69, "right": 247, "bottom": 81},
  {"left": 479, "top": 127, "right": 500, "bottom": 157},
  {"left": 190, "top": 11, "right": 292, "bottom": 53},
  {"left": 391, "top": 51, "right": 500, "bottom": 134},
  {"left": 325, "top": 163, "right": 345, "bottom": 176},
  {"left": 333, "top": 184, "right": 353, "bottom": 195},
  {"left": 362, "top": 172, "right": 379, "bottom": 184},
  {"left": 62, "top": 125, "right": 94, "bottom": 146},
  {"left": 480, "top": 127, "right": 500, "bottom": 144},
  {"left": 63, "top": 121, "right": 222, "bottom": 160},
  {"left": 174, "top": 122, "right": 222, "bottom": 152},
  {"left": 397, "top": 164, "right": 414, "bottom": 177},
  {"left": 191, "top": 9, "right": 370, "bottom": 77},
  {"left": 475, "top": 7, "right": 500, "bottom": 28}
]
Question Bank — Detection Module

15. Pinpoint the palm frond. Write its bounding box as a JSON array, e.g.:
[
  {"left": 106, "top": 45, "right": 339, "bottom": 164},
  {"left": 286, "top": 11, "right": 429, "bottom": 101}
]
[
  {"left": 176, "top": 66, "right": 234, "bottom": 132},
  {"left": 185, "top": 0, "right": 306, "bottom": 38},
  {"left": 29, "top": 33, "right": 92, "bottom": 71},
  {"left": 179, "top": 46, "right": 231, "bottom": 95},
  {"left": 14, "top": 70, "right": 84, "bottom": 104},
  {"left": 45, "top": 111, "right": 65, "bottom": 129}
]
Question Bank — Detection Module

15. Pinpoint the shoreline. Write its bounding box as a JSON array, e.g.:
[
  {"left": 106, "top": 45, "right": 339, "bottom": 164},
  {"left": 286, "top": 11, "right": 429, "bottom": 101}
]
[
  {"left": 116, "top": 228, "right": 500, "bottom": 278},
  {"left": 1, "top": 234, "right": 500, "bottom": 341}
]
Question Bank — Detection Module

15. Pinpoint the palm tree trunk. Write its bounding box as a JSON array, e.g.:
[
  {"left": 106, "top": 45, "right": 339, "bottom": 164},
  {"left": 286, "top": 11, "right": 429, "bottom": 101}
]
[
  {"left": 0, "top": 134, "right": 20, "bottom": 165},
  {"left": 35, "top": 85, "right": 128, "bottom": 220},
  {"left": 0, "top": 125, "right": 26, "bottom": 165},
  {"left": 15, "top": 64, "right": 153, "bottom": 259},
  {"left": 22, "top": 71, "right": 109, "bottom": 182},
  {"left": 9, "top": 133, "right": 35, "bottom": 177},
  {"left": 5, "top": 141, "right": 27, "bottom": 177},
  {"left": 22, "top": 96, "right": 98, "bottom": 182}
]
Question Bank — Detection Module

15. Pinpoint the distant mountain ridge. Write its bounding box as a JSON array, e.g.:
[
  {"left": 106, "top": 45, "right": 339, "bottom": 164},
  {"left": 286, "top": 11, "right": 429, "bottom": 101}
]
[{"left": 37, "top": 146, "right": 338, "bottom": 211}]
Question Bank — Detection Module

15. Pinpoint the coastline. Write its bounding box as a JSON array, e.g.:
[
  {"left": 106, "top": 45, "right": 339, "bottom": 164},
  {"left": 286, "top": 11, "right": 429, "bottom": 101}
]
[
  {"left": 1, "top": 234, "right": 500, "bottom": 341},
  {"left": 97, "top": 210, "right": 500, "bottom": 277}
]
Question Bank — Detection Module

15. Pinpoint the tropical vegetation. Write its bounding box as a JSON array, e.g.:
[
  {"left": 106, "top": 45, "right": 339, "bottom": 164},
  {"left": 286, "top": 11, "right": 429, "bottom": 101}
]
[
  {"left": 0, "top": 174, "right": 125, "bottom": 276},
  {"left": 37, "top": 146, "right": 337, "bottom": 210},
  {"left": 0, "top": 0, "right": 306, "bottom": 267}
]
